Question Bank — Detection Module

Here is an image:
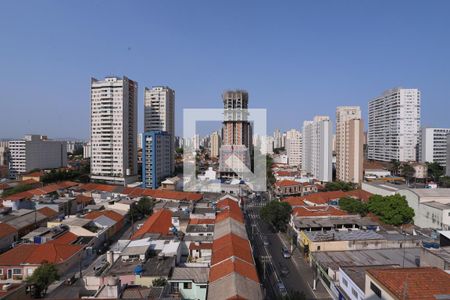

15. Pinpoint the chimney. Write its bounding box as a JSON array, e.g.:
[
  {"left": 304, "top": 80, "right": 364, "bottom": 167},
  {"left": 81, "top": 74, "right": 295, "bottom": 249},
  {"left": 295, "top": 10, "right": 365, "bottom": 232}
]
[{"left": 106, "top": 250, "right": 114, "bottom": 264}]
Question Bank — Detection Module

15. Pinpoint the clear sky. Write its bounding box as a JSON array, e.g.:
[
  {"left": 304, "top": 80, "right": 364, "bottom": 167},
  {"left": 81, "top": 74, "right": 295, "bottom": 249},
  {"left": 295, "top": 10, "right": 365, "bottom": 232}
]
[{"left": 1, "top": 1, "right": 450, "bottom": 139}]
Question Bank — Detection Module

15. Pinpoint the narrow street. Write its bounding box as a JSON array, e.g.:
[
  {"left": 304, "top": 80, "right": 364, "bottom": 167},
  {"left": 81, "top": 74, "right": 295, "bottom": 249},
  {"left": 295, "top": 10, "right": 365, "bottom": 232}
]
[{"left": 245, "top": 193, "right": 331, "bottom": 300}]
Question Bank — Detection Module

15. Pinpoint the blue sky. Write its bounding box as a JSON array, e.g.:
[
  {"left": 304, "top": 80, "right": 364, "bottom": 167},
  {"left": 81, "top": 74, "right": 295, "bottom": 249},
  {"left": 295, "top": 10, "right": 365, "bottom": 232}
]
[{"left": 1, "top": 1, "right": 450, "bottom": 139}]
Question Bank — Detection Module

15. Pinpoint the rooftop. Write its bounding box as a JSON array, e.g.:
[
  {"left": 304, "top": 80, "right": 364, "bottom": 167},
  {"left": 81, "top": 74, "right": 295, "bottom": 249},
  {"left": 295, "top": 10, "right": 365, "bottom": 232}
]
[
  {"left": 341, "top": 265, "right": 398, "bottom": 291},
  {"left": 312, "top": 248, "right": 421, "bottom": 272},
  {"left": 292, "top": 206, "right": 351, "bottom": 218},
  {"left": 107, "top": 255, "right": 174, "bottom": 277},
  {"left": 131, "top": 209, "right": 173, "bottom": 240},
  {"left": 170, "top": 267, "right": 209, "bottom": 283},
  {"left": 367, "top": 267, "right": 450, "bottom": 300},
  {"left": 305, "top": 230, "right": 385, "bottom": 242}
]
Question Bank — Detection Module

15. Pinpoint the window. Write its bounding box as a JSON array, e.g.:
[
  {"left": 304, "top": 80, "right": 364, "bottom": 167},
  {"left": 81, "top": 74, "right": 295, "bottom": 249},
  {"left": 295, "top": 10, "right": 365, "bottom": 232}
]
[
  {"left": 352, "top": 288, "right": 358, "bottom": 297},
  {"left": 342, "top": 278, "right": 348, "bottom": 287},
  {"left": 317, "top": 246, "right": 321, "bottom": 251},
  {"left": 13, "top": 269, "right": 21, "bottom": 275},
  {"left": 199, "top": 285, "right": 207, "bottom": 289},
  {"left": 370, "top": 282, "right": 382, "bottom": 298},
  {"left": 0, "top": 269, "right": 2, "bottom": 275},
  {"left": 183, "top": 282, "right": 192, "bottom": 289}
]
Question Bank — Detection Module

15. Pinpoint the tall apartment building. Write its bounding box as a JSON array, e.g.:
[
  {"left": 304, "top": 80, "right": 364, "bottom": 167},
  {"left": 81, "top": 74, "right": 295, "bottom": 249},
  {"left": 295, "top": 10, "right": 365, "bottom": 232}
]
[
  {"left": 0, "top": 141, "right": 9, "bottom": 167},
  {"left": 302, "top": 116, "right": 332, "bottom": 182},
  {"left": 419, "top": 128, "right": 450, "bottom": 167},
  {"left": 8, "top": 135, "right": 67, "bottom": 179},
  {"left": 90, "top": 76, "right": 138, "bottom": 184},
  {"left": 368, "top": 88, "right": 421, "bottom": 162},
  {"left": 447, "top": 135, "right": 450, "bottom": 177},
  {"left": 260, "top": 135, "right": 274, "bottom": 155},
  {"left": 286, "top": 129, "right": 302, "bottom": 168},
  {"left": 273, "top": 129, "right": 282, "bottom": 149},
  {"left": 335, "top": 106, "right": 364, "bottom": 184},
  {"left": 210, "top": 131, "right": 221, "bottom": 158},
  {"left": 142, "top": 131, "right": 172, "bottom": 189},
  {"left": 219, "top": 90, "right": 252, "bottom": 176},
  {"left": 144, "top": 86, "right": 175, "bottom": 172},
  {"left": 83, "top": 142, "right": 91, "bottom": 159}
]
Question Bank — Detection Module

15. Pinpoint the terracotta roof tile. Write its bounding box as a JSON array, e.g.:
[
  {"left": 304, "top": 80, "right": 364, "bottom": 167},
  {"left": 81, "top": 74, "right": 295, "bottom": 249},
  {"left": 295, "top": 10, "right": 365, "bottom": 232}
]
[
  {"left": 131, "top": 209, "right": 173, "bottom": 240},
  {"left": 38, "top": 207, "right": 58, "bottom": 218},
  {"left": 367, "top": 267, "right": 450, "bottom": 300},
  {"left": 84, "top": 210, "right": 124, "bottom": 223},
  {"left": 211, "top": 234, "right": 253, "bottom": 266},
  {"left": 209, "top": 258, "right": 259, "bottom": 283},
  {"left": 75, "top": 194, "right": 94, "bottom": 205},
  {"left": 0, "top": 243, "right": 82, "bottom": 265},
  {"left": 275, "top": 180, "right": 303, "bottom": 187},
  {"left": 189, "top": 218, "right": 215, "bottom": 225},
  {"left": 0, "top": 223, "right": 17, "bottom": 238}
]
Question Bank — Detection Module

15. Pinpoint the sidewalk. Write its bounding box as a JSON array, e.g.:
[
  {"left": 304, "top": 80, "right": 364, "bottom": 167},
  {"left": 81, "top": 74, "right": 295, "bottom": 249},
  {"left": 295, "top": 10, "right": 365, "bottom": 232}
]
[{"left": 277, "top": 233, "right": 332, "bottom": 300}]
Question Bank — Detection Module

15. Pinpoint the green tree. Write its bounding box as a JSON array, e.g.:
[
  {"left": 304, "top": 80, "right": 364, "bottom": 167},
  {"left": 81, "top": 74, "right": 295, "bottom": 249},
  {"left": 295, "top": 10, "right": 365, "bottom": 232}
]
[
  {"left": 324, "top": 181, "right": 356, "bottom": 192},
  {"left": 427, "top": 162, "right": 444, "bottom": 183},
  {"left": 130, "top": 196, "right": 155, "bottom": 220},
  {"left": 266, "top": 155, "right": 276, "bottom": 187},
  {"left": 389, "top": 159, "right": 401, "bottom": 176},
  {"left": 26, "top": 262, "right": 59, "bottom": 298},
  {"left": 152, "top": 277, "right": 167, "bottom": 287},
  {"left": 400, "top": 164, "right": 415, "bottom": 184},
  {"left": 367, "top": 194, "right": 414, "bottom": 226},
  {"left": 339, "top": 197, "right": 368, "bottom": 216},
  {"left": 1, "top": 184, "right": 33, "bottom": 198},
  {"left": 260, "top": 201, "right": 292, "bottom": 232}
]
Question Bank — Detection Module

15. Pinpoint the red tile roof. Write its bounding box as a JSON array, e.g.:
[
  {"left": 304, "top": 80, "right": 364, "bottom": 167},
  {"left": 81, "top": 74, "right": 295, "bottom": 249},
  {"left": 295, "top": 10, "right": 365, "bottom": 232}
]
[
  {"left": 189, "top": 218, "right": 215, "bottom": 225},
  {"left": 283, "top": 189, "right": 373, "bottom": 207},
  {"left": 38, "top": 207, "right": 58, "bottom": 218},
  {"left": 215, "top": 210, "right": 244, "bottom": 224},
  {"left": 275, "top": 180, "right": 303, "bottom": 187},
  {"left": 75, "top": 194, "right": 94, "bottom": 205},
  {"left": 0, "top": 243, "right": 82, "bottom": 265},
  {"left": 0, "top": 223, "right": 17, "bottom": 238},
  {"left": 211, "top": 234, "right": 253, "bottom": 266},
  {"left": 84, "top": 210, "right": 124, "bottom": 223},
  {"left": 3, "top": 181, "right": 79, "bottom": 201},
  {"left": 209, "top": 258, "right": 259, "bottom": 283},
  {"left": 48, "top": 231, "right": 78, "bottom": 245},
  {"left": 131, "top": 209, "right": 173, "bottom": 240},
  {"left": 292, "top": 206, "right": 350, "bottom": 217},
  {"left": 367, "top": 267, "right": 450, "bottom": 300}
]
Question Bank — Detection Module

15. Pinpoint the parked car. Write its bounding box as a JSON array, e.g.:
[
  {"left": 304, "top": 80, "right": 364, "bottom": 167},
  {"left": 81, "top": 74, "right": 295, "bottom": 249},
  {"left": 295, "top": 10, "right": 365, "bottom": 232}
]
[
  {"left": 277, "top": 281, "right": 288, "bottom": 297},
  {"left": 281, "top": 247, "right": 291, "bottom": 259},
  {"left": 279, "top": 263, "right": 289, "bottom": 276}
]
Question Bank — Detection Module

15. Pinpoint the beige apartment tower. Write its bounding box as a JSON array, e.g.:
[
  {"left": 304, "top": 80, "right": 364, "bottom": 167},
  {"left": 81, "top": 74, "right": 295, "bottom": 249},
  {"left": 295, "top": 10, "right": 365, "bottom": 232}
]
[
  {"left": 210, "top": 131, "right": 220, "bottom": 158},
  {"left": 335, "top": 106, "right": 364, "bottom": 184}
]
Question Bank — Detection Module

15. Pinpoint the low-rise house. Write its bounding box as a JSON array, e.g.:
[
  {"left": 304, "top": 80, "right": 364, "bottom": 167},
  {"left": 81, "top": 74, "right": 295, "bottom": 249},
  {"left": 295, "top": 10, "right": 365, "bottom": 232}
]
[
  {"left": 185, "top": 224, "right": 214, "bottom": 237},
  {"left": 0, "top": 224, "right": 18, "bottom": 253},
  {"left": 275, "top": 180, "right": 317, "bottom": 197},
  {"left": 34, "top": 196, "right": 77, "bottom": 217},
  {"left": 365, "top": 267, "right": 450, "bottom": 300},
  {"left": 310, "top": 248, "right": 422, "bottom": 298},
  {"left": 167, "top": 267, "right": 209, "bottom": 300},
  {"left": 420, "top": 246, "right": 450, "bottom": 271},
  {"left": 0, "top": 242, "right": 83, "bottom": 282},
  {"left": 84, "top": 210, "right": 125, "bottom": 237},
  {"left": 2, "top": 208, "right": 57, "bottom": 237}
]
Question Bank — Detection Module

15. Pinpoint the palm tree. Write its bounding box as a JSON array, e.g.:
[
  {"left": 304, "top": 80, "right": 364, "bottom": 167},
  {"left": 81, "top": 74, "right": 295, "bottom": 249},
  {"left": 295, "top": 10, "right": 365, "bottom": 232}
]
[
  {"left": 400, "top": 163, "right": 415, "bottom": 185},
  {"left": 390, "top": 159, "right": 401, "bottom": 176}
]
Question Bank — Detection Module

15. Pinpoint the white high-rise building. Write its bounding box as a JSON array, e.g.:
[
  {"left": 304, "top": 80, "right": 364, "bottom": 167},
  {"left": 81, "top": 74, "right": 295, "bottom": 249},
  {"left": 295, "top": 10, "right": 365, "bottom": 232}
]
[
  {"left": 8, "top": 135, "right": 67, "bottom": 179},
  {"left": 210, "top": 131, "right": 221, "bottom": 158},
  {"left": 260, "top": 136, "right": 274, "bottom": 155},
  {"left": 419, "top": 128, "right": 450, "bottom": 167},
  {"left": 273, "top": 129, "right": 282, "bottom": 149},
  {"left": 335, "top": 106, "right": 364, "bottom": 184},
  {"left": 90, "top": 76, "right": 138, "bottom": 184},
  {"left": 142, "top": 131, "right": 172, "bottom": 189},
  {"left": 83, "top": 142, "right": 91, "bottom": 159},
  {"left": 368, "top": 88, "right": 421, "bottom": 162},
  {"left": 144, "top": 86, "right": 175, "bottom": 172},
  {"left": 286, "top": 129, "right": 302, "bottom": 168},
  {"left": 302, "top": 116, "right": 332, "bottom": 182}
]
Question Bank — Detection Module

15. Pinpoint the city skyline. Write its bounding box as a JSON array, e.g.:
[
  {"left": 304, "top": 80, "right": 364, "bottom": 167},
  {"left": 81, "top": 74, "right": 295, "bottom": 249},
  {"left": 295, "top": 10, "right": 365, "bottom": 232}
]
[{"left": 2, "top": 1, "right": 450, "bottom": 139}]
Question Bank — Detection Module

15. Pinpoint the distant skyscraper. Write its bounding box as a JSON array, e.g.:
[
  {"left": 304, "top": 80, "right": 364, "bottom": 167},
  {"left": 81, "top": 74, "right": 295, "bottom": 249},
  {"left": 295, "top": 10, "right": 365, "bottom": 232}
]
[
  {"left": 281, "top": 132, "right": 286, "bottom": 148},
  {"left": 273, "top": 129, "right": 282, "bottom": 149},
  {"left": 210, "top": 131, "right": 221, "bottom": 158},
  {"left": 137, "top": 133, "right": 143, "bottom": 150},
  {"left": 260, "top": 136, "right": 274, "bottom": 155},
  {"left": 142, "top": 131, "right": 172, "bottom": 189},
  {"left": 302, "top": 116, "right": 332, "bottom": 182},
  {"left": 8, "top": 134, "right": 67, "bottom": 179},
  {"left": 335, "top": 106, "right": 364, "bottom": 184},
  {"left": 144, "top": 86, "right": 175, "bottom": 172},
  {"left": 219, "top": 90, "right": 252, "bottom": 176},
  {"left": 192, "top": 134, "right": 200, "bottom": 151},
  {"left": 90, "top": 76, "right": 138, "bottom": 184},
  {"left": 286, "top": 129, "right": 302, "bottom": 168},
  {"left": 368, "top": 88, "right": 421, "bottom": 162},
  {"left": 419, "top": 128, "right": 450, "bottom": 167}
]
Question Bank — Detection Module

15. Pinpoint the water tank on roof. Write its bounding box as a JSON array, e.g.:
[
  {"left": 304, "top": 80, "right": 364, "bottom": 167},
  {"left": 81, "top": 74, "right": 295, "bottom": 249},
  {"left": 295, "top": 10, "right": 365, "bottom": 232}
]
[{"left": 134, "top": 265, "right": 143, "bottom": 275}]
